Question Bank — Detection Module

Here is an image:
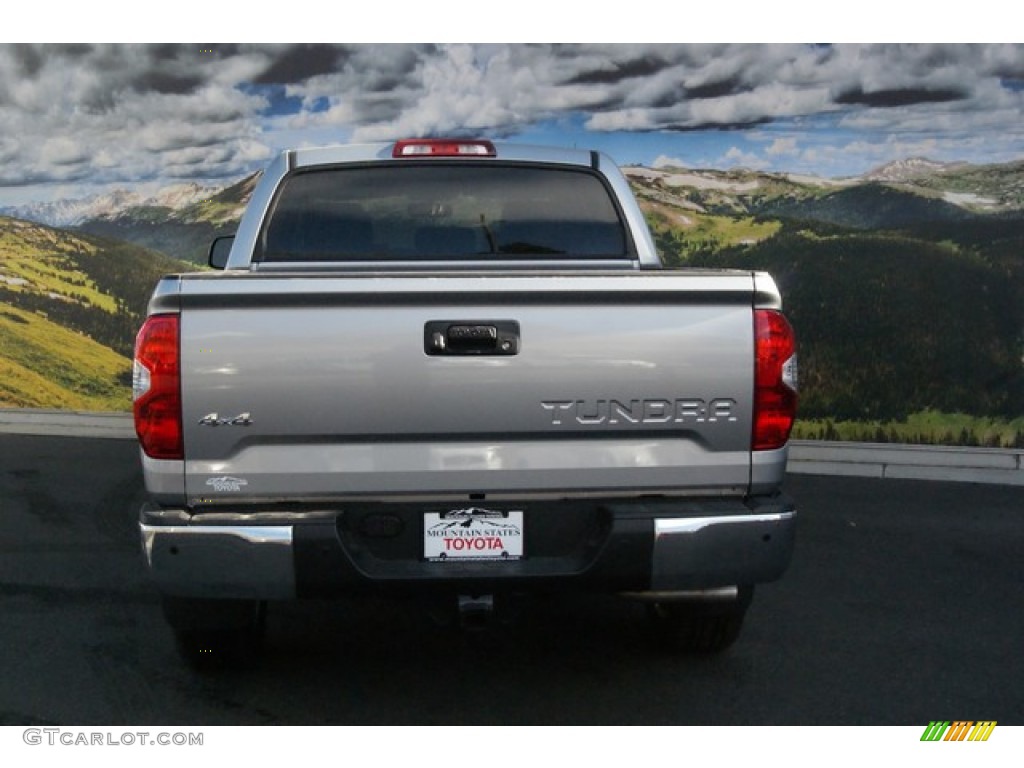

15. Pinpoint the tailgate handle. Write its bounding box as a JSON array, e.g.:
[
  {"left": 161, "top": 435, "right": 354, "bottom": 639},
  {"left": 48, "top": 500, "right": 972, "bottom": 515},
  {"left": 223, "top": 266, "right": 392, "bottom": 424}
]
[{"left": 425, "top": 321, "right": 520, "bottom": 356}]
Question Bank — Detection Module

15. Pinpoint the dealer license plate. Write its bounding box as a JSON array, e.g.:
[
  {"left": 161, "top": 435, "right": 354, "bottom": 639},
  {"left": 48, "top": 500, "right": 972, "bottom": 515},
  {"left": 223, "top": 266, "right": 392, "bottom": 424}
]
[{"left": 423, "top": 507, "right": 524, "bottom": 561}]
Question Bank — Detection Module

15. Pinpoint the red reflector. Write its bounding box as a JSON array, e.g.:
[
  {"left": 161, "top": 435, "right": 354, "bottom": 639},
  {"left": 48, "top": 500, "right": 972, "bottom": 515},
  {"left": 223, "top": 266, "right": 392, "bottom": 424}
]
[
  {"left": 392, "top": 139, "right": 496, "bottom": 158},
  {"left": 753, "top": 310, "right": 798, "bottom": 451},
  {"left": 133, "top": 314, "right": 183, "bottom": 460}
]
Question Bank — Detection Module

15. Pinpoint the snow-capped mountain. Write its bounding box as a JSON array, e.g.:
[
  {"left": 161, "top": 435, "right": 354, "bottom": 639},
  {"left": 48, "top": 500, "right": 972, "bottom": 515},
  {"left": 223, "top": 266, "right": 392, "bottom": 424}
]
[
  {"left": 1, "top": 182, "right": 223, "bottom": 228},
  {"left": 859, "top": 157, "right": 964, "bottom": 183}
]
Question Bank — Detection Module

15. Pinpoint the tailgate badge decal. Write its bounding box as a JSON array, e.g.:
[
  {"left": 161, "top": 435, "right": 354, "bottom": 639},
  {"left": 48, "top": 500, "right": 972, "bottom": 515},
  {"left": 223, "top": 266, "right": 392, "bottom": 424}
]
[
  {"left": 198, "top": 412, "right": 253, "bottom": 427},
  {"left": 205, "top": 476, "right": 248, "bottom": 493},
  {"left": 541, "top": 398, "right": 737, "bottom": 426}
]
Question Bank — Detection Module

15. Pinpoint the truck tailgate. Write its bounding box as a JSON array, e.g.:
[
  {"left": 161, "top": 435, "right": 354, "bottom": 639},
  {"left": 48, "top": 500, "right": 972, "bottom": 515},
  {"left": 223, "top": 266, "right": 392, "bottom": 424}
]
[{"left": 175, "top": 271, "right": 759, "bottom": 504}]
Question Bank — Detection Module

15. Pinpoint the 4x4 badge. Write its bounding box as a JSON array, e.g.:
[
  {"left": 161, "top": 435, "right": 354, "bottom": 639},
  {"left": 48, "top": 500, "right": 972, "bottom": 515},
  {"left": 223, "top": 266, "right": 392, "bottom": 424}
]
[{"left": 198, "top": 412, "right": 252, "bottom": 427}]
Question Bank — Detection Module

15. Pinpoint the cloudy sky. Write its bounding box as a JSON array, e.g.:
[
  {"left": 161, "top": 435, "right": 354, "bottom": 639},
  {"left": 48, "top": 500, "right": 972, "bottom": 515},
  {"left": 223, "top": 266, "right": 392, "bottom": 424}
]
[{"left": 1, "top": 43, "right": 1023, "bottom": 205}]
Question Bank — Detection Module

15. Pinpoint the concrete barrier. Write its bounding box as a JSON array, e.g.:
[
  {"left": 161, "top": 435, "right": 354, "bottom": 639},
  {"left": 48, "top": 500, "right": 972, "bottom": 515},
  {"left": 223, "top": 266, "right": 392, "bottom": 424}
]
[
  {"left": 0, "top": 408, "right": 134, "bottom": 440},
  {"left": 788, "top": 440, "right": 1024, "bottom": 486},
  {"left": 2, "top": 409, "right": 1021, "bottom": 486}
]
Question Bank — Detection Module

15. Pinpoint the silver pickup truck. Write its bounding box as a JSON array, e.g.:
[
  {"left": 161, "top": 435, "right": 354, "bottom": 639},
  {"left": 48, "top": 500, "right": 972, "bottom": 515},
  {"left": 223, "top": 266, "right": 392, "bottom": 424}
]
[{"left": 132, "top": 138, "right": 798, "bottom": 667}]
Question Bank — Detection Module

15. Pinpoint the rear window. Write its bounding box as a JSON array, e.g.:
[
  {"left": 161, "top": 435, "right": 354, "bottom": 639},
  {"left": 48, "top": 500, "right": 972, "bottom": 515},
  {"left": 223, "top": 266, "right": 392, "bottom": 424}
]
[{"left": 257, "top": 164, "right": 629, "bottom": 262}]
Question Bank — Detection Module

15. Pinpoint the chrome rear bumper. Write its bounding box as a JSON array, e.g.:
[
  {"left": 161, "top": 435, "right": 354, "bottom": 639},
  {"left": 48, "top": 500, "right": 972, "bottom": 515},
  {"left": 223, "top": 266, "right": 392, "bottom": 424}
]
[
  {"left": 650, "top": 511, "right": 796, "bottom": 591},
  {"left": 141, "top": 523, "right": 295, "bottom": 599},
  {"left": 140, "top": 496, "right": 796, "bottom": 600}
]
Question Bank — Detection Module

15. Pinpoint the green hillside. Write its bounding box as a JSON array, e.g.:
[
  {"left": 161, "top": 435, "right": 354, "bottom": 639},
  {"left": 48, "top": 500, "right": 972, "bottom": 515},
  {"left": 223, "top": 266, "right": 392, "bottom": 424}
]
[
  {"left": 688, "top": 227, "right": 1022, "bottom": 422},
  {"left": 643, "top": 203, "right": 781, "bottom": 260},
  {"left": 0, "top": 305, "right": 130, "bottom": 410},
  {"left": 0, "top": 215, "right": 194, "bottom": 410},
  {"left": 756, "top": 184, "right": 976, "bottom": 229},
  {"left": 685, "top": 225, "right": 1023, "bottom": 448}
]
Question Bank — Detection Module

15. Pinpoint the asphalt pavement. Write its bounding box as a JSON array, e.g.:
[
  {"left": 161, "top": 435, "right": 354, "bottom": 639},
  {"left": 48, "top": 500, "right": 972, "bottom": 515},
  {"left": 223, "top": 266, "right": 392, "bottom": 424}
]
[{"left": 1, "top": 432, "right": 1021, "bottom": 725}]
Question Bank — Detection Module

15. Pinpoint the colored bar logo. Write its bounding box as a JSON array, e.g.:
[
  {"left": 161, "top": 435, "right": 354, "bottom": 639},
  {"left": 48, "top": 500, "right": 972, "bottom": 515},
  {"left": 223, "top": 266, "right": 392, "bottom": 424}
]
[{"left": 921, "top": 721, "right": 997, "bottom": 741}]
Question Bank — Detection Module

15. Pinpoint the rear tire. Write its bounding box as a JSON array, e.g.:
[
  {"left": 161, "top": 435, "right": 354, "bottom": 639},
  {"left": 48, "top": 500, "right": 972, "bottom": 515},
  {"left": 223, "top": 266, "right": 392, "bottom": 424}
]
[
  {"left": 161, "top": 596, "right": 266, "bottom": 670},
  {"left": 647, "top": 586, "right": 753, "bottom": 654}
]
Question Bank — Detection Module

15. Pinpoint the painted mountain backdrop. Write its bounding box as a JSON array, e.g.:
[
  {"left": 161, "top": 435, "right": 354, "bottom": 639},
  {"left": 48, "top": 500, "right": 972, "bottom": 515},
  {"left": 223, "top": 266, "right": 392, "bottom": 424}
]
[{"left": 1, "top": 157, "right": 1022, "bottom": 444}]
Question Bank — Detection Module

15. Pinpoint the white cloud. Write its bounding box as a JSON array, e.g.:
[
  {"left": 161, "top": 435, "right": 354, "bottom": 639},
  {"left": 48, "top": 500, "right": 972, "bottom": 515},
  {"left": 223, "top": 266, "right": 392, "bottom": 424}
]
[
  {"left": 653, "top": 155, "right": 689, "bottom": 169},
  {"left": 722, "top": 146, "right": 769, "bottom": 170},
  {"left": 0, "top": 43, "right": 1022, "bottom": 199},
  {"left": 766, "top": 138, "right": 799, "bottom": 156}
]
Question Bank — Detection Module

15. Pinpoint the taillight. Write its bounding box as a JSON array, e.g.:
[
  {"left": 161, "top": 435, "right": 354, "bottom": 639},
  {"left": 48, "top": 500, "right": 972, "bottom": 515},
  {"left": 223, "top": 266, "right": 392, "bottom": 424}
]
[
  {"left": 133, "top": 314, "right": 182, "bottom": 460},
  {"left": 753, "top": 309, "right": 798, "bottom": 451},
  {"left": 392, "top": 138, "right": 496, "bottom": 158}
]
